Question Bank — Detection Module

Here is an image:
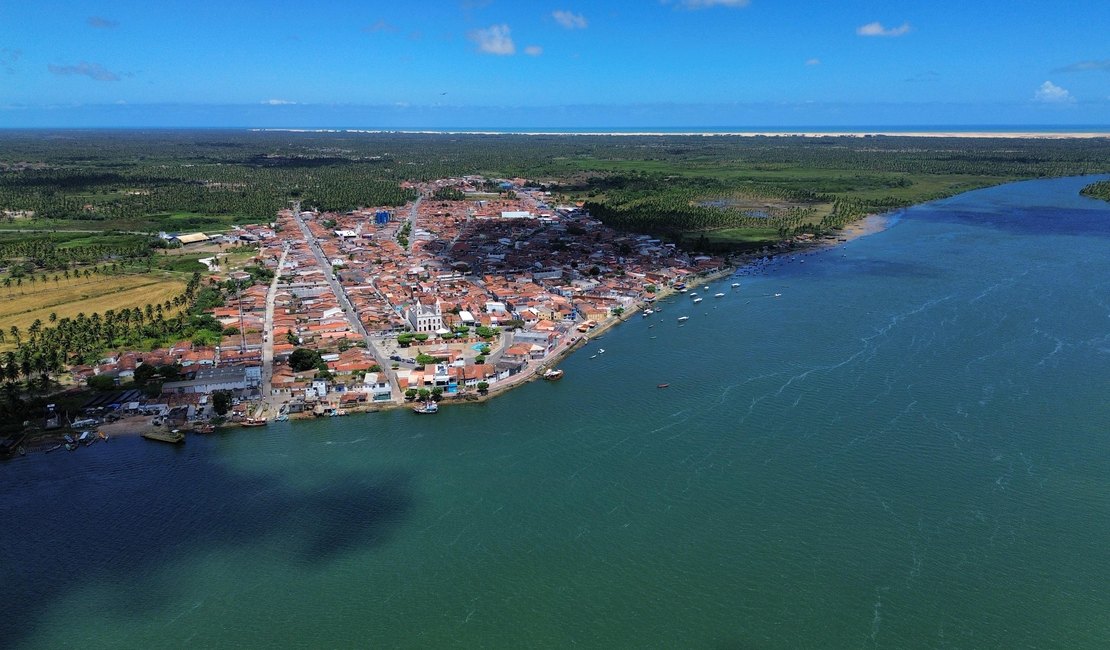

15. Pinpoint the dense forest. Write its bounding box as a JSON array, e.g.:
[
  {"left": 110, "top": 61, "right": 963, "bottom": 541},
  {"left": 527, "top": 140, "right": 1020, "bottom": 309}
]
[
  {"left": 1, "top": 130, "right": 1109, "bottom": 245},
  {"left": 1080, "top": 180, "right": 1110, "bottom": 202}
]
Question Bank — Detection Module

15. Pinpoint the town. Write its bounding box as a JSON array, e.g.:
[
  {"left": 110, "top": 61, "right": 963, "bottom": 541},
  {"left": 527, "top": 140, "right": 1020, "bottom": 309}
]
[{"left": 50, "top": 176, "right": 727, "bottom": 436}]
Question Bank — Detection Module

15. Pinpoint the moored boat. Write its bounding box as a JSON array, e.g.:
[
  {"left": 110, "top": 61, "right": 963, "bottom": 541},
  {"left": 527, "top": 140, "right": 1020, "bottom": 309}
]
[
  {"left": 677, "top": 316, "right": 690, "bottom": 322},
  {"left": 413, "top": 401, "right": 439, "bottom": 414},
  {"left": 714, "top": 293, "right": 725, "bottom": 298},
  {"left": 693, "top": 297, "right": 703, "bottom": 303},
  {"left": 142, "top": 429, "right": 185, "bottom": 444},
  {"left": 241, "top": 417, "right": 268, "bottom": 427},
  {"left": 542, "top": 368, "right": 564, "bottom": 380}
]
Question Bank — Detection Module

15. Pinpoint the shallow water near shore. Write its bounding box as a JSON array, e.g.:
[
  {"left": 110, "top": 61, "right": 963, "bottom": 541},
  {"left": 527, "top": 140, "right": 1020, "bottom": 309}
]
[{"left": 3, "top": 175, "right": 1110, "bottom": 648}]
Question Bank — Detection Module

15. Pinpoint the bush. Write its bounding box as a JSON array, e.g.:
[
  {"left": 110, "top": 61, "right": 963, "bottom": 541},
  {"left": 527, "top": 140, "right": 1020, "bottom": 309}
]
[
  {"left": 476, "top": 381, "right": 489, "bottom": 393},
  {"left": 404, "top": 388, "right": 418, "bottom": 400}
]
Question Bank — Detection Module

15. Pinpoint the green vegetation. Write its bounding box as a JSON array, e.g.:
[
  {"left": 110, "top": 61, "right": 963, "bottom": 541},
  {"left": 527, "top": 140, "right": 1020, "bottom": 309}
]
[
  {"left": 2, "top": 130, "right": 1109, "bottom": 256},
  {"left": 1081, "top": 180, "right": 1110, "bottom": 202}
]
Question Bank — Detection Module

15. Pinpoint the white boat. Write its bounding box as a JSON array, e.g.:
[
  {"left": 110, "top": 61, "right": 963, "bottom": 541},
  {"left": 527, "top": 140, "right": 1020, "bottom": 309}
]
[
  {"left": 714, "top": 293, "right": 725, "bottom": 298},
  {"left": 693, "top": 297, "right": 703, "bottom": 304},
  {"left": 774, "top": 293, "right": 782, "bottom": 297},
  {"left": 413, "top": 401, "right": 438, "bottom": 414},
  {"left": 703, "top": 286, "right": 709, "bottom": 290},
  {"left": 689, "top": 292, "right": 698, "bottom": 297},
  {"left": 598, "top": 348, "right": 605, "bottom": 354},
  {"left": 731, "top": 283, "right": 740, "bottom": 288},
  {"left": 642, "top": 309, "right": 654, "bottom": 316},
  {"left": 677, "top": 316, "right": 690, "bottom": 322}
]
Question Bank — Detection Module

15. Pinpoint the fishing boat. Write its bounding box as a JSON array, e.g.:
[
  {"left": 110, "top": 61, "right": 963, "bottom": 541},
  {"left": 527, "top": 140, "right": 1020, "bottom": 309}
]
[
  {"left": 542, "top": 368, "right": 564, "bottom": 380},
  {"left": 657, "top": 383, "right": 669, "bottom": 389},
  {"left": 142, "top": 429, "right": 185, "bottom": 444},
  {"left": 413, "top": 401, "right": 439, "bottom": 414},
  {"left": 714, "top": 293, "right": 725, "bottom": 298},
  {"left": 241, "top": 417, "right": 268, "bottom": 427},
  {"left": 677, "top": 316, "right": 690, "bottom": 322}
]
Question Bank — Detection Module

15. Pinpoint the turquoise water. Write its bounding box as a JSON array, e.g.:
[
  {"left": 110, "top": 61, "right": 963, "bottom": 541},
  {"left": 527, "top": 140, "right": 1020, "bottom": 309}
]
[{"left": 3, "top": 176, "right": 1110, "bottom": 648}]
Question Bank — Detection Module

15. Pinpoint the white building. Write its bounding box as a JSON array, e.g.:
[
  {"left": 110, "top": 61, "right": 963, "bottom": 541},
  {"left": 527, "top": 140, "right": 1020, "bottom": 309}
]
[{"left": 406, "top": 299, "right": 444, "bottom": 333}]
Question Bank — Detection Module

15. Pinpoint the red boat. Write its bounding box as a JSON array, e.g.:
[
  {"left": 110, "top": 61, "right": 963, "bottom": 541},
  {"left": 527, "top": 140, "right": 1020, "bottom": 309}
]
[{"left": 241, "top": 417, "right": 268, "bottom": 427}]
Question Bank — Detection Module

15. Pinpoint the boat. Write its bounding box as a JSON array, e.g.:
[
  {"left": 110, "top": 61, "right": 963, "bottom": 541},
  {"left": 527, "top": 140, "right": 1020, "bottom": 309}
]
[
  {"left": 774, "top": 293, "right": 782, "bottom": 297},
  {"left": 65, "top": 443, "right": 77, "bottom": 452},
  {"left": 598, "top": 348, "right": 605, "bottom": 354},
  {"left": 241, "top": 417, "right": 268, "bottom": 427},
  {"left": 731, "top": 283, "right": 740, "bottom": 288},
  {"left": 693, "top": 297, "right": 703, "bottom": 304},
  {"left": 689, "top": 292, "right": 698, "bottom": 298},
  {"left": 642, "top": 309, "right": 654, "bottom": 316},
  {"left": 97, "top": 430, "right": 110, "bottom": 442},
  {"left": 590, "top": 354, "right": 597, "bottom": 359},
  {"left": 63, "top": 434, "right": 75, "bottom": 445},
  {"left": 703, "top": 285, "right": 709, "bottom": 290},
  {"left": 677, "top": 316, "right": 690, "bottom": 322},
  {"left": 45, "top": 444, "right": 63, "bottom": 453},
  {"left": 413, "top": 401, "right": 439, "bottom": 414},
  {"left": 657, "top": 383, "right": 669, "bottom": 388},
  {"left": 193, "top": 423, "right": 215, "bottom": 434},
  {"left": 142, "top": 429, "right": 185, "bottom": 444},
  {"left": 714, "top": 293, "right": 725, "bottom": 298},
  {"left": 77, "top": 431, "right": 91, "bottom": 444},
  {"left": 542, "top": 369, "right": 564, "bottom": 381}
]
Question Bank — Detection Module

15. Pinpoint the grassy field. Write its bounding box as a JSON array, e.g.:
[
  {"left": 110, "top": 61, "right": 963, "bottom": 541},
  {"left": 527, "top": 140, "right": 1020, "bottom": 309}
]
[{"left": 0, "top": 273, "right": 187, "bottom": 335}]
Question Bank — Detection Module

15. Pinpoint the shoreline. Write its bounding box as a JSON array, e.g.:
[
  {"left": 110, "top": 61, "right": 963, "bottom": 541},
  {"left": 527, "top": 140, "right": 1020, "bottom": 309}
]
[
  {"left": 253, "top": 128, "right": 1110, "bottom": 140},
  {"left": 4, "top": 212, "right": 897, "bottom": 451}
]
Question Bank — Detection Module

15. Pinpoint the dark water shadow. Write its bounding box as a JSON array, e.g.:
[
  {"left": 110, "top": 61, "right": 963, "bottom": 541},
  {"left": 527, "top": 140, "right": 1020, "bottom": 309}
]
[
  {"left": 0, "top": 444, "right": 414, "bottom": 647},
  {"left": 904, "top": 175, "right": 1110, "bottom": 239}
]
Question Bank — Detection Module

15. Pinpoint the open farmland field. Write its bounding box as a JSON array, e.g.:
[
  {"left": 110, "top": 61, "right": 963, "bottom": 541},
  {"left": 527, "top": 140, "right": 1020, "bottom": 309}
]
[{"left": 0, "top": 273, "right": 187, "bottom": 338}]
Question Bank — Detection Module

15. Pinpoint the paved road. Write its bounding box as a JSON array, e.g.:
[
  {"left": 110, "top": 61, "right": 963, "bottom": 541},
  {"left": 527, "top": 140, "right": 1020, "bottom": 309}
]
[
  {"left": 260, "top": 243, "right": 289, "bottom": 409},
  {"left": 400, "top": 195, "right": 423, "bottom": 251},
  {"left": 293, "top": 210, "right": 403, "bottom": 403}
]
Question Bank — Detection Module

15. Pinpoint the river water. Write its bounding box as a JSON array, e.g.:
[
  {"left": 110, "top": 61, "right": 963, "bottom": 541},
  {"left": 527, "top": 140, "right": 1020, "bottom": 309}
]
[{"left": 3, "top": 176, "right": 1109, "bottom": 648}]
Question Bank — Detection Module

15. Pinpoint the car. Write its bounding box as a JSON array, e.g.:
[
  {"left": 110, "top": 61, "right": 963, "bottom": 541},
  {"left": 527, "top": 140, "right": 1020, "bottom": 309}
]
[{"left": 390, "top": 355, "right": 403, "bottom": 362}]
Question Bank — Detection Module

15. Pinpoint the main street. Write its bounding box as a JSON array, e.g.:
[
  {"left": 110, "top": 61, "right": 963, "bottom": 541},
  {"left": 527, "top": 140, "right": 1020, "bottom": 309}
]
[
  {"left": 293, "top": 207, "right": 404, "bottom": 403},
  {"left": 260, "top": 242, "right": 289, "bottom": 411}
]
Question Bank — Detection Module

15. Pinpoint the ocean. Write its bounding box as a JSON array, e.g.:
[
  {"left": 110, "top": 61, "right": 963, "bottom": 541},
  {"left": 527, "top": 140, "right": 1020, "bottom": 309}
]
[{"left": 2, "top": 175, "right": 1109, "bottom": 648}]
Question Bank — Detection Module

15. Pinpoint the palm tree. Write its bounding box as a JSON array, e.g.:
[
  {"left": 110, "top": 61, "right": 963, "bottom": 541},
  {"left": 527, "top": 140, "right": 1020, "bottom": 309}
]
[{"left": 49, "top": 312, "right": 57, "bottom": 323}]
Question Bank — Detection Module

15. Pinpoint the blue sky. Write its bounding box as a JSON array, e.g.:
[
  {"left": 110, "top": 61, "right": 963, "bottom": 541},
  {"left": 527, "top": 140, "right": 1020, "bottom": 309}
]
[{"left": 1, "top": 0, "right": 1108, "bottom": 127}]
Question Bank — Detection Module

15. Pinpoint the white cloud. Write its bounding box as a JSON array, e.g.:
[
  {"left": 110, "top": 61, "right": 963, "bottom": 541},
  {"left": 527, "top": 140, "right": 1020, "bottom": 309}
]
[
  {"left": 262, "top": 99, "right": 296, "bottom": 105},
  {"left": 1033, "top": 80, "right": 1074, "bottom": 104},
  {"left": 469, "top": 24, "right": 515, "bottom": 55},
  {"left": 856, "top": 21, "right": 911, "bottom": 37},
  {"left": 552, "top": 10, "right": 588, "bottom": 29},
  {"left": 672, "top": 0, "right": 750, "bottom": 8},
  {"left": 86, "top": 16, "right": 119, "bottom": 29},
  {"left": 47, "top": 61, "right": 119, "bottom": 81},
  {"left": 805, "top": 58, "right": 821, "bottom": 66},
  {"left": 1053, "top": 59, "right": 1110, "bottom": 73},
  {"left": 524, "top": 45, "right": 543, "bottom": 56}
]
